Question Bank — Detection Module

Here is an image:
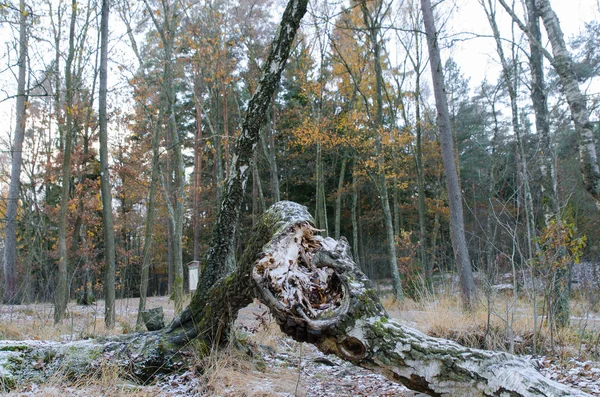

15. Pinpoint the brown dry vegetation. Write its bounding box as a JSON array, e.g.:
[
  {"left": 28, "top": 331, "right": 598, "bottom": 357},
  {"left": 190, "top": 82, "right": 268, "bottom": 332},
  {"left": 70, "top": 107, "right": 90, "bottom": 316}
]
[
  {"left": 1, "top": 292, "right": 599, "bottom": 396},
  {"left": 386, "top": 290, "right": 600, "bottom": 360}
]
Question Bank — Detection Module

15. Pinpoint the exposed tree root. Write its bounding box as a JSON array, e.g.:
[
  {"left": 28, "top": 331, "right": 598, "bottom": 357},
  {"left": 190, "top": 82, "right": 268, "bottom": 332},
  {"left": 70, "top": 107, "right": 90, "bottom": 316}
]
[{"left": 251, "top": 203, "right": 591, "bottom": 397}]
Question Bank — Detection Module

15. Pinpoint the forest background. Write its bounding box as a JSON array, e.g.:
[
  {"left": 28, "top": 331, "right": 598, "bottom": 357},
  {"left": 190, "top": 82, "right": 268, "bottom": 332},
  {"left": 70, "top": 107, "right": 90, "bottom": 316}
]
[{"left": 1, "top": 0, "right": 600, "bottom": 357}]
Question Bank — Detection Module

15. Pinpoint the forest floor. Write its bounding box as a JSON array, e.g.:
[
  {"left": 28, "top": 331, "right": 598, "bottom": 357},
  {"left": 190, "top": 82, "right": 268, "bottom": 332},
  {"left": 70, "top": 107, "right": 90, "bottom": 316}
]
[{"left": 0, "top": 295, "right": 599, "bottom": 396}]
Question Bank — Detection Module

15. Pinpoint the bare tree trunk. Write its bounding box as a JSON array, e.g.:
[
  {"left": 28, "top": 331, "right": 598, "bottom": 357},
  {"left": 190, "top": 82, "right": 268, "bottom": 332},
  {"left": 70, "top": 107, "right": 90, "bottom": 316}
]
[
  {"left": 3, "top": 0, "right": 28, "bottom": 304},
  {"left": 361, "top": 0, "right": 403, "bottom": 300},
  {"left": 526, "top": 0, "right": 556, "bottom": 223},
  {"left": 334, "top": 156, "right": 347, "bottom": 239},
  {"left": 252, "top": 152, "right": 264, "bottom": 225},
  {"left": 421, "top": 0, "right": 475, "bottom": 308},
  {"left": 314, "top": 141, "right": 329, "bottom": 235},
  {"left": 170, "top": 104, "right": 185, "bottom": 314},
  {"left": 143, "top": 0, "right": 185, "bottom": 314},
  {"left": 136, "top": 121, "right": 162, "bottom": 330},
  {"left": 270, "top": 103, "right": 281, "bottom": 202},
  {"left": 55, "top": 0, "right": 78, "bottom": 324},
  {"left": 193, "top": 81, "right": 203, "bottom": 262},
  {"left": 99, "top": 0, "right": 116, "bottom": 329},
  {"left": 351, "top": 168, "right": 361, "bottom": 269},
  {"left": 253, "top": 151, "right": 266, "bottom": 215},
  {"left": 415, "top": 69, "right": 430, "bottom": 286},
  {"left": 529, "top": 0, "right": 572, "bottom": 329},
  {"left": 260, "top": 115, "right": 280, "bottom": 204}
]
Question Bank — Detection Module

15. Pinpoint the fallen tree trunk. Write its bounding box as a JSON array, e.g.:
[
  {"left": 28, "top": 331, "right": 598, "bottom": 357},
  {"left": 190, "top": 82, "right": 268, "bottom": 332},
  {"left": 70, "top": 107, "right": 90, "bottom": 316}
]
[
  {"left": 0, "top": 202, "right": 592, "bottom": 396},
  {"left": 0, "top": 202, "right": 311, "bottom": 387},
  {"left": 251, "top": 202, "right": 590, "bottom": 397}
]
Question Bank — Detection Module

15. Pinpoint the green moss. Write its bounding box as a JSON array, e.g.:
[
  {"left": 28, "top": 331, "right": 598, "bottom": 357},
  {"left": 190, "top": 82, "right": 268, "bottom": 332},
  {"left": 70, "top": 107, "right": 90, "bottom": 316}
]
[
  {"left": 0, "top": 375, "right": 16, "bottom": 391},
  {"left": 0, "top": 345, "right": 30, "bottom": 353},
  {"left": 0, "top": 353, "right": 18, "bottom": 391},
  {"left": 65, "top": 344, "right": 101, "bottom": 361},
  {"left": 189, "top": 338, "right": 210, "bottom": 357}
]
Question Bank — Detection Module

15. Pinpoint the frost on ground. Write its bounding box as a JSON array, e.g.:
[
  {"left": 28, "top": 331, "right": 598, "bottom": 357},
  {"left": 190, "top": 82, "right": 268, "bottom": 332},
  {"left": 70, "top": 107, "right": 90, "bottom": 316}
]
[
  {"left": 537, "top": 356, "right": 600, "bottom": 396},
  {"left": 2, "top": 297, "right": 600, "bottom": 396}
]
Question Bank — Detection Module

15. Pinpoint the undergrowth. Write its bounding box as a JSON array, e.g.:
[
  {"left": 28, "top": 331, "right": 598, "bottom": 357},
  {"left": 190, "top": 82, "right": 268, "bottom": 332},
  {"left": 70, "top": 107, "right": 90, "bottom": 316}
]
[{"left": 384, "top": 289, "right": 600, "bottom": 360}]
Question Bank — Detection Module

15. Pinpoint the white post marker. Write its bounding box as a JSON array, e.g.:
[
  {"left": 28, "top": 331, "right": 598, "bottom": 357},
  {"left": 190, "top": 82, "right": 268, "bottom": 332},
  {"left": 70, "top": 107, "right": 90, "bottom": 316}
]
[{"left": 187, "top": 261, "right": 200, "bottom": 292}]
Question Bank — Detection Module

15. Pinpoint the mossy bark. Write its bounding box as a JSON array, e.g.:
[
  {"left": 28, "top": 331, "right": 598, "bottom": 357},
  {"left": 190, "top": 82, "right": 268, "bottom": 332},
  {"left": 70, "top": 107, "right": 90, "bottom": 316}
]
[
  {"left": 251, "top": 203, "right": 591, "bottom": 397},
  {"left": 0, "top": 202, "right": 313, "bottom": 388}
]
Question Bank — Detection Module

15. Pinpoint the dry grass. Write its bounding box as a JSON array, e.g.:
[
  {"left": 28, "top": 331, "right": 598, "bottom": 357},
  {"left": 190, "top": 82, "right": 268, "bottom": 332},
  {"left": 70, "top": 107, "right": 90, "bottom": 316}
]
[
  {"left": 384, "top": 289, "right": 600, "bottom": 359},
  {"left": 1, "top": 296, "right": 303, "bottom": 397},
  {"left": 6, "top": 357, "right": 157, "bottom": 396},
  {"left": 2, "top": 291, "right": 599, "bottom": 395},
  {"left": 197, "top": 343, "right": 303, "bottom": 397},
  {"left": 0, "top": 296, "right": 190, "bottom": 341}
]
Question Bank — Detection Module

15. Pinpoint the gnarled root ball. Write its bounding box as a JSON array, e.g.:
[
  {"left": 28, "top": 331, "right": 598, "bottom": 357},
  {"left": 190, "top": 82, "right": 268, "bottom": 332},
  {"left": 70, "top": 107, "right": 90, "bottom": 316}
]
[{"left": 251, "top": 212, "right": 385, "bottom": 354}]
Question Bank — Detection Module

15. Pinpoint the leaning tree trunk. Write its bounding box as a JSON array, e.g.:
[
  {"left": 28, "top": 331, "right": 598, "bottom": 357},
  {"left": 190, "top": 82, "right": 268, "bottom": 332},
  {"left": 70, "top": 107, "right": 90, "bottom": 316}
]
[
  {"left": 166, "top": 0, "right": 310, "bottom": 341},
  {"left": 2, "top": 202, "right": 590, "bottom": 397}
]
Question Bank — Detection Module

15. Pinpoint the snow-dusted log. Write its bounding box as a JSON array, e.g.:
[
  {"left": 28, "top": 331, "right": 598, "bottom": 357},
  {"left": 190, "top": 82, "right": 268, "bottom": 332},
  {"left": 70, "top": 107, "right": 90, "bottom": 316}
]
[
  {"left": 0, "top": 202, "right": 315, "bottom": 388},
  {"left": 0, "top": 332, "right": 187, "bottom": 387},
  {"left": 252, "top": 203, "right": 591, "bottom": 397}
]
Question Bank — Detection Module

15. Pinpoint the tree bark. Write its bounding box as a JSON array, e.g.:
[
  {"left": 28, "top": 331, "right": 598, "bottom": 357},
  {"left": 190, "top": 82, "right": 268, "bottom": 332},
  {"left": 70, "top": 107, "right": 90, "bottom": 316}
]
[
  {"left": 524, "top": 0, "right": 569, "bottom": 329},
  {"left": 351, "top": 168, "right": 361, "bottom": 269},
  {"left": 314, "top": 141, "right": 329, "bottom": 235},
  {"left": 421, "top": 0, "right": 475, "bottom": 308},
  {"left": 498, "top": 0, "right": 600, "bottom": 206},
  {"left": 334, "top": 156, "right": 347, "bottom": 239},
  {"left": 143, "top": 0, "right": 185, "bottom": 314},
  {"left": 55, "top": 0, "right": 78, "bottom": 324},
  {"left": 252, "top": 203, "right": 591, "bottom": 397},
  {"left": 99, "top": 0, "right": 116, "bottom": 329},
  {"left": 193, "top": 79, "right": 204, "bottom": 262},
  {"left": 361, "top": 0, "right": 403, "bottom": 300},
  {"left": 259, "top": 111, "right": 281, "bottom": 205},
  {"left": 136, "top": 121, "right": 161, "bottom": 330},
  {"left": 167, "top": 0, "right": 309, "bottom": 340},
  {"left": 3, "top": 0, "right": 28, "bottom": 304},
  {"left": 536, "top": 0, "right": 600, "bottom": 205},
  {"left": 415, "top": 69, "right": 430, "bottom": 287}
]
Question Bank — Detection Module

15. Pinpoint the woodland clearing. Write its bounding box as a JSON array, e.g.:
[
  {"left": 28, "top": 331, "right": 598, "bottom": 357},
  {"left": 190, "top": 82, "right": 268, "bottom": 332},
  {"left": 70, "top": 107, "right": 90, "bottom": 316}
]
[{"left": 1, "top": 294, "right": 598, "bottom": 396}]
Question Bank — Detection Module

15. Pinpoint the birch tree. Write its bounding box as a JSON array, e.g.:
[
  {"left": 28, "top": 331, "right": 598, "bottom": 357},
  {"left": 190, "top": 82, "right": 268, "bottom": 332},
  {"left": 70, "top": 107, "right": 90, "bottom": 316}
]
[{"left": 498, "top": 0, "right": 600, "bottom": 206}]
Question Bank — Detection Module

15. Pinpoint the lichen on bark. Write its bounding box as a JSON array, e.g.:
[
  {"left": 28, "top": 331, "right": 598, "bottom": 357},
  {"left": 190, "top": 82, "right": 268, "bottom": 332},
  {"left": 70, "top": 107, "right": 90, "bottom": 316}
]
[{"left": 249, "top": 203, "right": 592, "bottom": 397}]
